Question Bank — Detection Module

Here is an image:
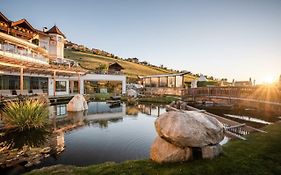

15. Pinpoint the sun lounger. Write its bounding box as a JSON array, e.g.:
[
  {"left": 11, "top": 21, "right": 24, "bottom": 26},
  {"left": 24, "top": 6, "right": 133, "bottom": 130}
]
[
  {"left": 0, "top": 90, "right": 13, "bottom": 97},
  {"left": 32, "top": 89, "right": 44, "bottom": 95},
  {"left": 16, "top": 90, "right": 30, "bottom": 96}
]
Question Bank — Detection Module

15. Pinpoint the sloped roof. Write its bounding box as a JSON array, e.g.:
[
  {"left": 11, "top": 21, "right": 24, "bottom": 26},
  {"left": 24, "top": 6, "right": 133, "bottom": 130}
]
[
  {"left": 109, "top": 62, "right": 124, "bottom": 69},
  {"left": 11, "top": 19, "right": 36, "bottom": 31},
  {"left": 138, "top": 72, "right": 188, "bottom": 79},
  {"left": 0, "top": 12, "right": 10, "bottom": 23},
  {"left": 46, "top": 25, "right": 66, "bottom": 38},
  {"left": 198, "top": 74, "right": 208, "bottom": 82}
]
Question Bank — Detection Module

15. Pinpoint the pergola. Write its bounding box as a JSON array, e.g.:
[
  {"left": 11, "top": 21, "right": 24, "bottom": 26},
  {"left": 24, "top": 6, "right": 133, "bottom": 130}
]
[{"left": 0, "top": 55, "right": 87, "bottom": 96}]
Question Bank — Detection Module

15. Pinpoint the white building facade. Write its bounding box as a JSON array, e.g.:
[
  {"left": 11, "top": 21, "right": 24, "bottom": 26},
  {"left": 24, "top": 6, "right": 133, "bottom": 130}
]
[{"left": 0, "top": 12, "right": 126, "bottom": 97}]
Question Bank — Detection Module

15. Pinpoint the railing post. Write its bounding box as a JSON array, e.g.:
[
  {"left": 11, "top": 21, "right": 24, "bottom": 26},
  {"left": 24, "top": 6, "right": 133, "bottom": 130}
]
[
  {"left": 20, "top": 67, "right": 23, "bottom": 95},
  {"left": 53, "top": 71, "right": 56, "bottom": 97},
  {"left": 78, "top": 73, "right": 81, "bottom": 94}
]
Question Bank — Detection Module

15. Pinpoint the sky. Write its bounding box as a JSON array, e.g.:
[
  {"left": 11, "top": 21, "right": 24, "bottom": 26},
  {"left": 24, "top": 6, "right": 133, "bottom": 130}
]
[{"left": 1, "top": 0, "right": 281, "bottom": 83}]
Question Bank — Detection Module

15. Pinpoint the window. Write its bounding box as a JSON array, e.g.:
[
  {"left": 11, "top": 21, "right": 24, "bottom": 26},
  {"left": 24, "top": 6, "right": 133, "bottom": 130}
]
[
  {"left": 151, "top": 77, "right": 158, "bottom": 87},
  {"left": 159, "top": 77, "right": 168, "bottom": 87},
  {"left": 56, "top": 81, "right": 66, "bottom": 92},
  {"left": 168, "top": 77, "right": 176, "bottom": 87}
]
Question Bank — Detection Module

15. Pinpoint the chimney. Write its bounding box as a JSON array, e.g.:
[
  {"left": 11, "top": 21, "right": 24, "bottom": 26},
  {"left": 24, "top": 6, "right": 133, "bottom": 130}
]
[{"left": 43, "top": 27, "right": 48, "bottom": 32}]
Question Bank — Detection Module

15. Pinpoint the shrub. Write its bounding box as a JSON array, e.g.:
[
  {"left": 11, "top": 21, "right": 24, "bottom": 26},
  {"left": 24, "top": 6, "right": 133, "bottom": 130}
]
[{"left": 3, "top": 99, "right": 49, "bottom": 131}]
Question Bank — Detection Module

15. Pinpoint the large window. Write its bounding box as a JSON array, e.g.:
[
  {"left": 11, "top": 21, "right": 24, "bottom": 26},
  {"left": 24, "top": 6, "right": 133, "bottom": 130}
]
[
  {"left": 151, "top": 77, "right": 159, "bottom": 87},
  {"left": 168, "top": 77, "right": 176, "bottom": 87},
  {"left": 56, "top": 81, "right": 66, "bottom": 92},
  {"left": 84, "top": 81, "right": 122, "bottom": 95},
  {"left": 144, "top": 78, "right": 151, "bottom": 87},
  {"left": 69, "top": 81, "right": 79, "bottom": 93},
  {"left": 0, "top": 75, "right": 48, "bottom": 92},
  {"left": 176, "top": 76, "right": 183, "bottom": 88},
  {"left": 159, "top": 77, "right": 168, "bottom": 87}
]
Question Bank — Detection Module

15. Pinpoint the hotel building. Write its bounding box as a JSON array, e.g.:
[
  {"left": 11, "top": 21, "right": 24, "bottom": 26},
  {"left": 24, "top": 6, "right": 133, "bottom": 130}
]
[{"left": 0, "top": 12, "right": 126, "bottom": 97}]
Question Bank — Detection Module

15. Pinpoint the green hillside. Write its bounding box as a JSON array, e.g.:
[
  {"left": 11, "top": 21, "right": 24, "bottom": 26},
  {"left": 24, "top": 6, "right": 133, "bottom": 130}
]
[{"left": 64, "top": 49, "right": 197, "bottom": 82}]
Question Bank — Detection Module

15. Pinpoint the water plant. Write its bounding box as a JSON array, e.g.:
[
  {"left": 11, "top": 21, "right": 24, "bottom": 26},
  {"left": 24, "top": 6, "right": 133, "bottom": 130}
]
[{"left": 2, "top": 99, "right": 49, "bottom": 130}]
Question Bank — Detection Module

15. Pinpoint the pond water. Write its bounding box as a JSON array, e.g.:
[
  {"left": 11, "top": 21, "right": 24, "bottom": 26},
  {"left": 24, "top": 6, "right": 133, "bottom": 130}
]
[
  {"left": 1, "top": 101, "right": 276, "bottom": 174},
  {"left": 0, "top": 102, "right": 166, "bottom": 174},
  {"left": 191, "top": 104, "right": 280, "bottom": 128}
]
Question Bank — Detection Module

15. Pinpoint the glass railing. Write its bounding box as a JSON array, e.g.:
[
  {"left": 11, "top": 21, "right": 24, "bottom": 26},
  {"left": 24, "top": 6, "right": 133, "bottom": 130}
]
[{"left": 0, "top": 44, "right": 48, "bottom": 64}]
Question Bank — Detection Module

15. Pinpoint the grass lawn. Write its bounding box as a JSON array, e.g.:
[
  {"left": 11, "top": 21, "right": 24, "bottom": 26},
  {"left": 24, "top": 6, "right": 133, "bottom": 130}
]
[
  {"left": 86, "top": 93, "right": 113, "bottom": 101},
  {"left": 26, "top": 122, "right": 281, "bottom": 175},
  {"left": 64, "top": 49, "right": 175, "bottom": 79}
]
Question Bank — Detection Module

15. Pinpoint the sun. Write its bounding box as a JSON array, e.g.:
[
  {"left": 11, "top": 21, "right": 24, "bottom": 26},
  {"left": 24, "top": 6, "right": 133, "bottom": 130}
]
[{"left": 262, "top": 75, "right": 275, "bottom": 84}]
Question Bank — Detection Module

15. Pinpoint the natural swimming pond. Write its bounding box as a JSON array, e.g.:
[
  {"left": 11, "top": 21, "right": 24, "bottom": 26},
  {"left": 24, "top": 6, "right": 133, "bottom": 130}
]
[
  {"left": 1, "top": 101, "right": 278, "bottom": 174},
  {"left": 0, "top": 102, "right": 166, "bottom": 174}
]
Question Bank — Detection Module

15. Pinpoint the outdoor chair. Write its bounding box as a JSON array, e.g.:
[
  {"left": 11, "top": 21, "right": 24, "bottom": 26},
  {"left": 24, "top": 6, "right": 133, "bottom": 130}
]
[
  {"left": 0, "top": 90, "right": 13, "bottom": 97},
  {"left": 16, "top": 90, "right": 30, "bottom": 96},
  {"left": 32, "top": 89, "right": 45, "bottom": 95}
]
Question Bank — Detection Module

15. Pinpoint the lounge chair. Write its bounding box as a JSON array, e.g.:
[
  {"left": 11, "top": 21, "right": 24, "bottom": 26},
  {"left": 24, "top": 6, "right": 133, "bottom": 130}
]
[
  {"left": 16, "top": 90, "right": 30, "bottom": 96},
  {"left": 0, "top": 90, "right": 13, "bottom": 97},
  {"left": 32, "top": 89, "right": 44, "bottom": 95}
]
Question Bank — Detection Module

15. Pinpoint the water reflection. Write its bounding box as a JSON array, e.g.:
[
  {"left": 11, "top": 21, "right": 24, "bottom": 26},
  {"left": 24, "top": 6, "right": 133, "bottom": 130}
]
[
  {"left": 0, "top": 128, "right": 65, "bottom": 170},
  {"left": 137, "top": 104, "right": 166, "bottom": 117},
  {"left": 1, "top": 128, "right": 50, "bottom": 149},
  {"left": 126, "top": 106, "right": 139, "bottom": 116},
  {"left": 1, "top": 102, "right": 165, "bottom": 173}
]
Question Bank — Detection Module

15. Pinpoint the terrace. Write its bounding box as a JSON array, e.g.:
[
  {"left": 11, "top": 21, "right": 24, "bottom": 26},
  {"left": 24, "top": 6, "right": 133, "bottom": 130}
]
[{"left": 0, "top": 31, "right": 49, "bottom": 64}]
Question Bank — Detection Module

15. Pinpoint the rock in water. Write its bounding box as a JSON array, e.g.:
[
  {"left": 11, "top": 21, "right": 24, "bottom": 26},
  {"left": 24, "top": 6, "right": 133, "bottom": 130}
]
[
  {"left": 155, "top": 111, "right": 224, "bottom": 147},
  {"left": 150, "top": 136, "right": 192, "bottom": 163},
  {"left": 67, "top": 94, "right": 88, "bottom": 112}
]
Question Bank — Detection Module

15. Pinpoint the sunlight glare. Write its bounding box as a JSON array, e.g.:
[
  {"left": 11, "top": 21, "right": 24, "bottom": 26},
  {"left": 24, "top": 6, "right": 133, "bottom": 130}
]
[{"left": 262, "top": 75, "right": 275, "bottom": 84}]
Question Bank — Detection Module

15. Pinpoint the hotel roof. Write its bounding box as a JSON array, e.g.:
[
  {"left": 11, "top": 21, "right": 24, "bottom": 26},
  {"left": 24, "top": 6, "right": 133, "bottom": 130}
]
[
  {"left": 46, "top": 25, "right": 66, "bottom": 38},
  {"left": 0, "top": 12, "right": 10, "bottom": 23},
  {"left": 11, "top": 19, "right": 36, "bottom": 32},
  {"left": 138, "top": 72, "right": 188, "bottom": 79}
]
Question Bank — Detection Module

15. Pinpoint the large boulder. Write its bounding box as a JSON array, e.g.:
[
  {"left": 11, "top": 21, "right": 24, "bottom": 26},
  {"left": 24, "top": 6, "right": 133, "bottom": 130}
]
[
  {"left": 155, "top": 111, "right": 224, "bottom": 147},
  {"left": 150, "top": 136, "right": 192, "bottom": 163},
  {"left": 67, "top": 94, "right": 88, "bottom": 112},
  {"left": 127, "top": 89, "right": 137, "bottom": 98}
]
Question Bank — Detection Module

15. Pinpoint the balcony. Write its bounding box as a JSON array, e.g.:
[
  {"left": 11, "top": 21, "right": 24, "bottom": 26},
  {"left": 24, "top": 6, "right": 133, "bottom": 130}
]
[
  {"left": 10, "top": 28, "right": 34, "bottom": 40},
  {"left": 0, "top": 44, "right": 49, "bottom": 65},
  {"left": 0, "top": 25, "right": 8, "bottom": 33}
]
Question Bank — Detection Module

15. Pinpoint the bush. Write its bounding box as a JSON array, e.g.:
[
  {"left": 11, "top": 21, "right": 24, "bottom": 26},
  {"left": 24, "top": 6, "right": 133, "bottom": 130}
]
[{"left": 3, "top": 99, "right": 49, "bottom": 131}]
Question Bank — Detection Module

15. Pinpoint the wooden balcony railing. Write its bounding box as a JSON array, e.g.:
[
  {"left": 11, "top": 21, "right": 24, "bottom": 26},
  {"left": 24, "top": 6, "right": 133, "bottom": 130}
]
[
  {"left": 0, "top": 26, "right": 8, "bottom": 32},
  {"left": 9, "top": 29, "right": 34, "bottom": 40}
]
